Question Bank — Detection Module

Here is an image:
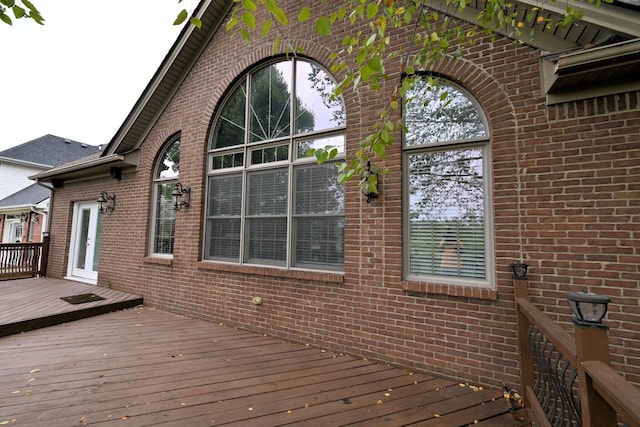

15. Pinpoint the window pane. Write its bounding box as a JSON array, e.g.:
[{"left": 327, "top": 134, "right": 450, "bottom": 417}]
[
  {"left": 206, "top": 218, "right": 241, "bottom": 261},
  {"left": 297, "top": 134, "right": 345, "bottom": 159},
  {"left": 405, "top": 80, "right": 486, "bottom": 147},
  {"left": 206, "top": 174, "right": 242, "bottom": 261},
  {"left": 157, "top": 139, "right": 180, "bottom": 179},
  {"left": 294, "top": 163, "right": 344, "bottom": 215},
  {"left": 408, "top": 147, "right": 485, "bottom": 279},
  {"left": 154, "top": 182, "right": 176, "bottom": 254},
  {"left": 246, "top": 217, "right": 287, "bottom": 264},
  {"left": 251, "top": 144, "right": 289, "bottom": 165},
  {"left": 247, "top": 169, "right": 288, "bottom": 216},
  {"left": 213, "top": 84, "right": 246, "bottom": 149},
  {"left": 294, "top": 216, "right": 344, "bottom": 269},
  {"left": 208, "top": 174, "right": 242, "bottom": 217},
  {"left": 250, "top": 62, "right": 292, "bottom": 142},
  {"left": 295, "top": 61, "right": 345, "bottom": 134},
  {"left": 212, "top": 152, "right": 244, "bottom": 170}
]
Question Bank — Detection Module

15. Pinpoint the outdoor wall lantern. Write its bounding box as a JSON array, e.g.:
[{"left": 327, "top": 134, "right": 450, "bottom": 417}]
[
  {"left": 510, "top": 262, "right": 529, "bottom": 279},
  {"left": 362, "top": 161, "right": 380, "bottom": 204},
  {"left": 97, "top": 191, "right": 116, "bottom": 213},
  {"left": 566, "top": 289, "right": 610, "bottom": 330},
  {"left": 172, "top": 182, "right": 191, "bottom": 211}
]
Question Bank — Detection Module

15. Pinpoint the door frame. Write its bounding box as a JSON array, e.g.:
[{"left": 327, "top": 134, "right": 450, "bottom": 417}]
[{"left": 66, "top": 201, "right": 102, "bottom": 284}]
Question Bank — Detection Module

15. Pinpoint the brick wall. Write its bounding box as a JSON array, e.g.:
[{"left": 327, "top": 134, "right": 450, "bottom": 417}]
[{"left": 46, "top": 1, "right": 640, "bottom": 388}]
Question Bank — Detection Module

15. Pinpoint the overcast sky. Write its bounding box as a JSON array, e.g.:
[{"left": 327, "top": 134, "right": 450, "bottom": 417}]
[{"left": 0, "top": 0, "right": 185, "bottom": 152}]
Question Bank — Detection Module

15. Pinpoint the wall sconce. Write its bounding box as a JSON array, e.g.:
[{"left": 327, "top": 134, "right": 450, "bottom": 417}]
[
  {"left": 97, "top": 191, "right": 116, "bottom": 213},
  {"left": 566, "top": 289, "right": 610, "bottom": 330},
  {"left": 510, "top": 262, "right": 528, "bottom": 279},
  {"left": 172, "top": 182, "right": 191, "bottom": 211},
  {"left": 362, "top": 161, "right": 380, "bottom": 203},
  {"left": 20, "top": 212, "right": 28, "bottom": 223}
]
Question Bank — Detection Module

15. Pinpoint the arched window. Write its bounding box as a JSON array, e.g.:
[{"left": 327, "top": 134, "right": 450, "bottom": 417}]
[
  {"left": 204, "top": 58, "right": 346, "bottom": 270},
  {"left": 150, "top": 136, "right": 180, "bottom": 256},
  {"left": 403, "top": 78, "right": 493, "bottom": 285}
]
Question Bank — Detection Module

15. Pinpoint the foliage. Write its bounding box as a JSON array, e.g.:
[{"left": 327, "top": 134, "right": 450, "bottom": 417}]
[
  {"left": 224, "top": 0, "right": 607, "bottom": 192},
  {"left": 0, "top": 0, "right": 43, "bottom": 25}
]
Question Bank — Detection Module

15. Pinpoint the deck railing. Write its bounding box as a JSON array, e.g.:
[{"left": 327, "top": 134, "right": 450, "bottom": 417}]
[
  {"left": 515, "top": 280, "right": 640, "bottom": 427},
  {"left": 0, "top": 234, "right": 49, "bottom": 280}
]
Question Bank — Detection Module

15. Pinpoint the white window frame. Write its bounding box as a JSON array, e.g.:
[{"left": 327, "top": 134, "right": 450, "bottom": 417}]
[
  {"left": 204, "top": 58, "right": 346, "bottom": 272},
  {"left": 149, "top": 136, "right": 180, "bottom": 258},
  {"left": 402, "top": 77, "right": 494, "bottom": 288}
]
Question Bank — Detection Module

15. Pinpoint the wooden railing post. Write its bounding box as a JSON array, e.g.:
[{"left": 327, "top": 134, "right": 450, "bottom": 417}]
[
  {"left": 514, "top": 280, "right": 534, "bottom": 403},
  {"left": 574, "top": 323, "right": 617, "bottom": 427}
]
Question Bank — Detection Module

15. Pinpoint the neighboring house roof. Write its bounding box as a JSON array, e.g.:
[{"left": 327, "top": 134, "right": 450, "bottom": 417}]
[
  {"left": 0, "top": 134, "right": 100, "bottom": 168},
  {"left": 0, "top": 184, "right": 50, "bottom": 210},
  {"left": 30, "top": 0, "right": 640, "bottom": 183}
]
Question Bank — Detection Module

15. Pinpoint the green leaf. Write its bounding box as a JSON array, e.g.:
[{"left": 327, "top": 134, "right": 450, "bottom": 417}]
[
  {"left": 368, "top": 56, "right": 383, "bottom": 72},
  {"left": 190, "top": 17, "right": 202, "bottom": 28},
  {"left": 21, "top": 0, "right": 38, "bottom": 12},
  {"left": 315, "top": 15, "right": 331, "bottom": 35},
  {"left": 366, "top": 2, "right": 379, "bottom": 19},
  {"left": 0, "top": 0, "right": 15, "bottom": 7},
  {"left": 241, "top": 11, "right": 256, "bottom": 29},
  {"left": 261, "top": 19, "right": 272, "bottom": 37},
  {"left": 226, "top": 16, "right": 239, "bottom": 31},
  {"left": 173, "top": 9, "right": 188, "bottom": 26},
  {"left": 12, "top": 5, "right": 24, "bottom": 18},
  {"left": 298, "top": 6, "right": 311, "bottom": 22},
  {"left": 0, "top": 11, "right": 12, "bottom": 25},
  {"left": 242, "top": 0, "right": 257, "bottom": 12}
]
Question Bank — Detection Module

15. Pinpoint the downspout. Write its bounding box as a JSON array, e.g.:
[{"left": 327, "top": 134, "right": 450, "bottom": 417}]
[{"left": 34, "top": 179, "right": 54, "bottom": 236}]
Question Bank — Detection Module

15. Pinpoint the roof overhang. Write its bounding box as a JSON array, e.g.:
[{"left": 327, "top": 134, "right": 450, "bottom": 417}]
[
  {"left": 30, "top": 151, "right": 140, "bottom": 185},
  {"left": 541, "top": 38, "right": 640, "bottom": 104}
]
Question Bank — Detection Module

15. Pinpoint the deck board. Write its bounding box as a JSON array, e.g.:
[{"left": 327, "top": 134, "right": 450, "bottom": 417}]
[
  {"left": 0, "top": 277, "right": 143, "bottom": 336},
  {"left": 0, "top": 305, "right": 531, "bottom": 426}
]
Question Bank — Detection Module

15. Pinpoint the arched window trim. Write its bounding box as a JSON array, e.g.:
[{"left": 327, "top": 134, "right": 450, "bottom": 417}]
[
  {"left": 149, "top": 134, "right": 181, "bottom": 258},
  {"left": 203, "top": 57, "right": 347, "bottom": 272}
]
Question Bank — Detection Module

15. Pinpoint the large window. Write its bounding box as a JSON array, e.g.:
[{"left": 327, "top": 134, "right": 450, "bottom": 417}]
[
  {"left": 403, "top": 78, "right": 492, "bottom": 285},
  {"left": 150, "top": 136, "right": 180, "bottom": 256},
  {"left": 205, "top": 58, "right": 346, "bottom": 271}
]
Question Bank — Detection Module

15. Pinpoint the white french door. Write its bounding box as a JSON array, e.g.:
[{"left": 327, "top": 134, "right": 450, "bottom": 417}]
[{"left": 67, "top": 202, "right": 102, "bottom": 283}]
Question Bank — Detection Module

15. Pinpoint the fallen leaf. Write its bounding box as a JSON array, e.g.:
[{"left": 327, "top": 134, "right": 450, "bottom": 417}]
[
  {"left": 248, "top": 407, "right": 253, "bottom": 411},
  {"left": 304, "top": 403, "right": 309, "bottom": 408},
  {"left": 434, "top": 414, "right": 441, "bottom": 417},
  {"left": 30, "top": 369, "right": 40, "bottom": 374},
  {"left": 24, "top": 391, "right": 31, "bottom": 396},
  {"left": 384, "top": 393, "right": 391, "bottom": 397},
  {"left": 11, "top": 391, "right": 20, "bottom": 395},
  {"left": 28, "top": 378, "right": 36, "bottom": 383},
  {"left": 287, "top": 410, "right": 292, "bottom": 414},
  {"left": 377, "top": 400, "right": 383, "bottom": 404},
  {"left": 122, "top": 415, "right": 129, "bottom": 420}
]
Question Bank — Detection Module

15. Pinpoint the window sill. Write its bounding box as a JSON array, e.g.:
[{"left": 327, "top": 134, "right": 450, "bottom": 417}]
[
  {"left": 197, "top": 261, "right": 344, "bottom": 284},
  {"left": 143, "top": 256, "right": 173, "bottom": 266},
  {"left": 401, "top": 280, "right": 497, "bottom": 300}
]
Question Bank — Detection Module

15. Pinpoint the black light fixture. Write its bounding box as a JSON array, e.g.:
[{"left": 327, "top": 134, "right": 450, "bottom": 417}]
[
  {"left": 510, "top": 262, "right": 529, "bottom": 279},
  {"left": 172, "top": 182, "right": 191, "bottom": 211},
  {"left": 362, "top": 161, "right": 380, "bottom": 203},
  {"left": 20, "top": 212, "right": 28, "bottom": 223},
  {"left": 97, "top": 191, "right": 116, "bottom": 213},
  {"left": 566, "top": 289, "right": 610, "bottom": 329}
]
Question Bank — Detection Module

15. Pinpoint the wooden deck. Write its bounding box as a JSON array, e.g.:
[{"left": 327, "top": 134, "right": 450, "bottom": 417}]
[
  {"left": 0, "top": 300, "right": 531, "bottom": 426},
  {"left": 0, "top": 277, "right": 143, "bottom": 337}
]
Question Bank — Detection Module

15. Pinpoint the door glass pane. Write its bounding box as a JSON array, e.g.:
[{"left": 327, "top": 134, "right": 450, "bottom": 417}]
[
  {"left": 75, "top": 208, "right": 90, "bottom": 270},
  {"left": 92, "top": 210, "right": 103, "bottom": 272}
]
